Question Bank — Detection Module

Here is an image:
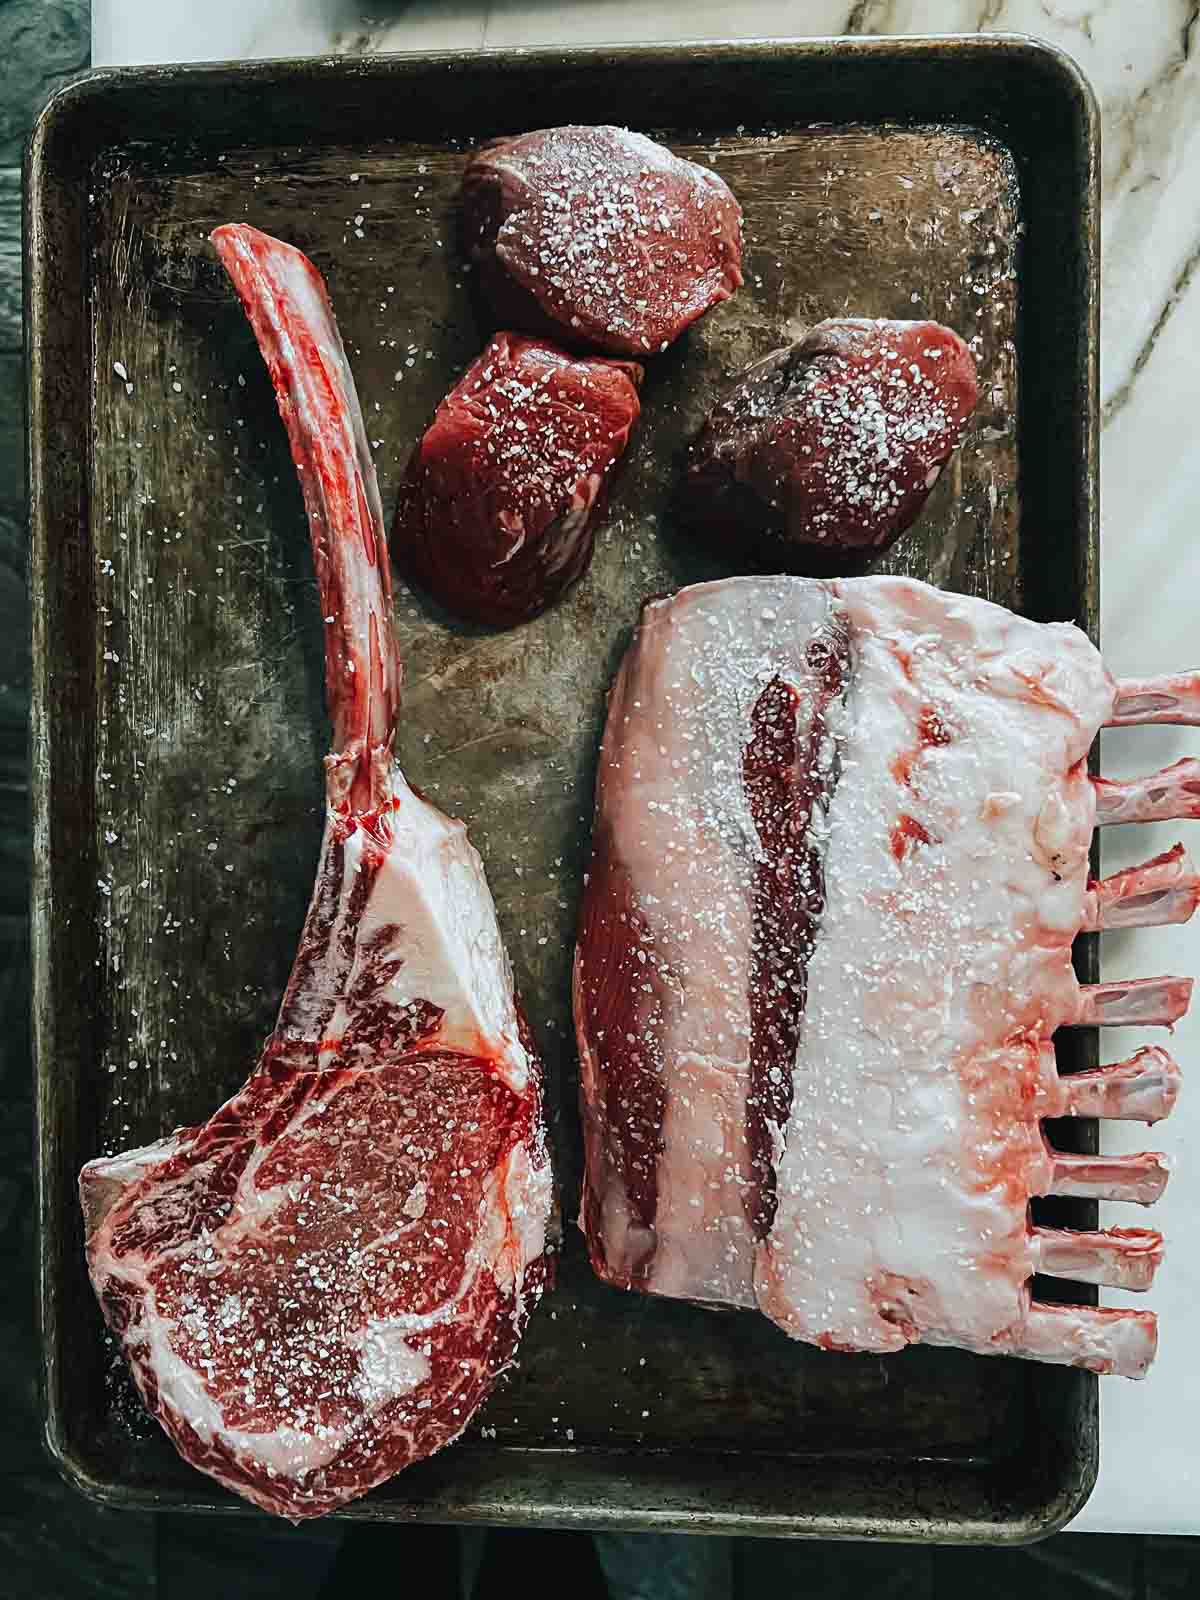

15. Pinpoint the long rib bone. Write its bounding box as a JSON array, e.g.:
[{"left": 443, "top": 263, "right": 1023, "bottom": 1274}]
[
  {"left": 1070, "top": 975, "right": 1194, "bottom": 1027},
  {"left": 1038, "top": 1043, "right": 1182, "bottom": 1124},
  {"left": 1033, "top": 1226, "right": 1163, "bottom": 1290},
  {"left": 1094, "top": 759, "right": 1200, "bottom": 825},
  {"left": 1081, "top": 844, "right": 1200, "bottom": 931},
  {"left": 212, "top": 224, "right": 401, "bottom": 815},
  {"left": 1044, "top": 1146, "right": 1170, "bottom": 1205},
  {"left": 1109, "top": 673, "right": 1200, "bottom": 727},
  {"left": 1016, "top": 1303, "right": 1157, "bottom": 1379}
]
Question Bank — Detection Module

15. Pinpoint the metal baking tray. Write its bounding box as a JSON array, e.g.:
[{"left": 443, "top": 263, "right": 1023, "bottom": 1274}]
[{"left": 29, "top": 35, "right": 1100, "bottom": 1540}]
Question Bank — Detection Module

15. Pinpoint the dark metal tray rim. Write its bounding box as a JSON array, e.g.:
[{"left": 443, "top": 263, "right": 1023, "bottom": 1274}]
[{"left": 29, "top": 32, "right": 1100, "bottom": 1542}]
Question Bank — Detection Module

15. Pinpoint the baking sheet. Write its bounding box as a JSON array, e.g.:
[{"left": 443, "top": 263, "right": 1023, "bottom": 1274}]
[{"left": 30, "top": 37, "right": 1100, "bottom": 1538}]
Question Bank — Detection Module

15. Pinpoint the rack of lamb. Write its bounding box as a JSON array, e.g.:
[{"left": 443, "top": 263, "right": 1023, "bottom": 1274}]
[{"left": 575, "top": 575, "right": 1193, "bottom": 1378}]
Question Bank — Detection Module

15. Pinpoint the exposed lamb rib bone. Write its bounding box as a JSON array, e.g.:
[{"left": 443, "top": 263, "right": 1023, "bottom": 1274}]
[
  {"left": 1033, "top": 1226, "right": 1163, "bottom": 1290},
  {"left": 1043, "top": 1145, "right": 1170, "bottom": 1205},
  {"left": 79, "top": 225, "right": 552, "bottom": 1521},
  {"left": 1041, "top": 1044, "right": 1182, "bottom": 1123},
  {"left": 1015, "top": 1303, "right": 1157, "bottom": 1379},
  {"left": 1093, "top": 759, "right": 1200, "bottom": 825},
  {"left": 1109, "top": 673, "right": 1200, "bottom": 727},
  {"left": 1071, "top": 975, "right": 1194, "bottom": 1027},
  {"left": 1081, "top": 843, "right": 1200, "bottom": 930}
]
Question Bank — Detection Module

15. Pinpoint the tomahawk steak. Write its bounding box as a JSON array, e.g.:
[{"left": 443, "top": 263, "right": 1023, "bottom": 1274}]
[{"left": 80, "top": 225, "right": 552, "bottom": 1519}]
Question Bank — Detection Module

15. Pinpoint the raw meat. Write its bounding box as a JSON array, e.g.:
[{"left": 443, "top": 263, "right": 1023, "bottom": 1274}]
[
  {"left": 80, "top": 225, "right": 552, "bottom": 1520},
  {"left": 574, "top": 575, "right": 1192, "bottom": 1377},
  {"left": 461, "top": 125, "right": 743, "bottom": 357},
  {"left": 391, "top": 332, "right": 642, "bottom": 627},
  {"left": 681, "top": 320, "right": 978, "bottom": 570}
]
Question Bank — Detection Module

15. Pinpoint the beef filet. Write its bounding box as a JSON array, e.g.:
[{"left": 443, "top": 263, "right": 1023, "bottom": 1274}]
[
  {"left": 681, "top": 319, "right": 977, "bottom": 570},
  {"left": 392, "top": 332, "right": 642, "bottom": 627},
  {"left": 462, "top": 125, "right": 743, "bottom": 358}
]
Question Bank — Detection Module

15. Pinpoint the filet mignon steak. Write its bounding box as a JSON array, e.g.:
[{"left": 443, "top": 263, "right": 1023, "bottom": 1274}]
[
  {"left": 682, "top": 319, "right": 977, "bottom": 570},
  {"left": 462, "top": 125, "right": 743, "bottom": 357},
  {"left": 391, "top": 331, "right": 643, "bottom": 627}
]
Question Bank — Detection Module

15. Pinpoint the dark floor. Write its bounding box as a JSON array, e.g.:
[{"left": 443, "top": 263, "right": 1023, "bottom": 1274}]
[{"left": 2, "top": 2, "right": 1199, "bottom": 1595}]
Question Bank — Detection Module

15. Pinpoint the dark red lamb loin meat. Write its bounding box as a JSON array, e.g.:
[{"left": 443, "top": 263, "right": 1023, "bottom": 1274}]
[
  {"left": 681, "top": 319, "right": 978, "bottom": 572},
  {"left": 391, "top": 332, "right": 643, "bottom": 628},
  {"left": 461, "top": 125, "right": 743, "bottom": 358}
]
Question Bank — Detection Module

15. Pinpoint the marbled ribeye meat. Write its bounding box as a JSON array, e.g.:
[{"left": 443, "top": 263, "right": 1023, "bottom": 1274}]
[
  {"left": 575, "top": 575, "right": 1194, "bottom": 1377},
  {"left": 461, "top": 125, "right": 743, "bottom": 357},
  {"left": 80, "top": 226, "right": 552, "bottom": 1519}
]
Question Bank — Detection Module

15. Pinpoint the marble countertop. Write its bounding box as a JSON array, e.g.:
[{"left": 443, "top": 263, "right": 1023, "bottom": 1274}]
[{"left": 91, "top": 0, "right": 1200, "bottom": 1539}]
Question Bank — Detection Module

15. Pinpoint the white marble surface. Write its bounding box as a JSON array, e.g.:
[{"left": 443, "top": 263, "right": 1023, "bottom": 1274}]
[{"left": 93, "top": 0, "right": 1200, "bottom": 1539}]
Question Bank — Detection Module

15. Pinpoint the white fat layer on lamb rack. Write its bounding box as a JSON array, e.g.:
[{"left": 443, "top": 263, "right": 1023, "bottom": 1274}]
[
  {"left": 758, "top": 578, "right": 1116, "bottom": 1362},
  {"left": 575, "top": 575, "right": 842, "bottom": 1307}
]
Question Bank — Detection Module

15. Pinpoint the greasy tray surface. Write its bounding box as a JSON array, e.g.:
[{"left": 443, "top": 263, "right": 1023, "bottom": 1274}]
[{"left": 30, "top": 38, "right": 1099, "bottom": 1539}]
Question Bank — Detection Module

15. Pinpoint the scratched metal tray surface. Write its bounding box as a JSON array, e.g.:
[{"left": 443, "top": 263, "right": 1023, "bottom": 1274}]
[{"left": 30, "top": 37, "right": 1100, "bottom": 1540}]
